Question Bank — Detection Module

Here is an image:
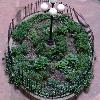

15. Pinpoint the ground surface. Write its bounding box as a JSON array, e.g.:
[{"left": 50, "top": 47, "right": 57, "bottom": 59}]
[{"left": 0, "top": 0, "right": 100, "bottom": 100}]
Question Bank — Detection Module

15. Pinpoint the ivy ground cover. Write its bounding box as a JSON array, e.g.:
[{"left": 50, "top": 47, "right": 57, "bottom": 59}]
[{"left": 5, "top": 13, "right": 93, "bottom": 98}]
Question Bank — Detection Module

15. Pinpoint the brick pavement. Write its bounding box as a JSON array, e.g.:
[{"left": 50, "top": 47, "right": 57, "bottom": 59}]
[{"left": 0, "top": 0, "right": 100, "bottom": 100}]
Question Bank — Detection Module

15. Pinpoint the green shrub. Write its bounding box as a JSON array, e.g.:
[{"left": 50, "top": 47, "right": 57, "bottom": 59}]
[
  {"left": 67, "top": 19, "right": 83, "bottom": 33},
  {"left": 56, "top": 53, "right": 78, "bottom": 70},
  {"left": 6, "top": 14, "right": 93, "bottom": 97},
  {"left": 12, "top": 21, "right": 30, "bottom": 42},
  {"left": 54, "top": 35, "right": 66, "bottom": 43},
  {"left": 33, "top": 72, "right": 44, "bottom": 81},
  {"left": 64, "top": 53, "right": 79, "bottom": 67},
  {"left": 35, "top": 43, "right": 46, "bottom": 55},
  {"left": 55, "top": 35, "right": 68, "bottom": 53},
  {"left": 37, "top": 35, "right": 68, "bottom": 60},
  {"left": 42, "top": 46, "right": 65, "bottom": 61},
  {"left": 47, "top": 78, "right": 60, "bottom": 88},
  {"left": 56, "top": 40, "right": 67, "bottom": 53},
  {"left": 12, "top": 43, "right": 27, "bottom": 57},
  {"left": 75, "top": 32, "right": 91, "bottom": 55},
  {"left": 44, "top": 45, "right": 57, "bottom": 59},
  {"left": 28, "top": 30, "right": 41, "bottom": 46},
  {"left": 35, "top": 41, "right": 66, "bottom": 61},
  {"left": 55, "top": 26, "right": 68, "bottom": 35},
  {"left": 13, "top": 75, "right": 22, "bottom": 86},
  {"left": 13, "top": 60, "right": 30, "bottom": 72},
  {"left": 33, "top": 56, "right": 49, "bottom": 71},
  {"left": 77, "top": 53, "right": 91, "bottom": 70},
  {"left": 13, "top": 54, "right": 26, "bottom": 62},
  {"left": 39, "top": 71, "right": 49, "bottom": 80},
  {"left": 40, "top": 31, "right": 49, "bottom": 41},
  {"left": 55, "top": 60, "right": 67, "bottom": 70}
]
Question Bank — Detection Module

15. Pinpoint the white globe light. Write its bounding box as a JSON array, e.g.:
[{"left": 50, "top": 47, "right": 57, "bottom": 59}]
[
  {"left": 57, "top": 4, "right": 65, "bottom": 12},
  {"left": 49, "top": 8, "right": 57, "bottom": 16},
  {"left": 41, "top": 3, "right": 48, "bottom": 11},
  {"left": 49, "top": 0, "right": 57, "bottom": 3}
]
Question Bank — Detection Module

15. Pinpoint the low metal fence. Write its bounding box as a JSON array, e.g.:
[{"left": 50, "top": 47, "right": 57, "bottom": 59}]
[{"left": 7, "top": 0, "right": 95, "bottom": 99}]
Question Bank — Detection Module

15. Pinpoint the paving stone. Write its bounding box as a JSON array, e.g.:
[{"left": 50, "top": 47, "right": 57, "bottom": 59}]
[{"left": 0, "top": 0, "right": 100, "bottom": 100}]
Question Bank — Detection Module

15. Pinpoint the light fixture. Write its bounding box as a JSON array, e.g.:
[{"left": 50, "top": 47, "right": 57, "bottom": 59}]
[
  {"left": 49, "top": 0, "right": 57, "bottom": 3},
  {"left": 40, "top": 3, "right": 48, "bottom": 11},
  {"left": 49, "top": 8, "right": 57, "bottom": 16},
  {"left": 57, "top": 4, "right": 65, "bottom": 12},
  {"left": 40, "top": 1, "right": 65, "bottom": 45}
]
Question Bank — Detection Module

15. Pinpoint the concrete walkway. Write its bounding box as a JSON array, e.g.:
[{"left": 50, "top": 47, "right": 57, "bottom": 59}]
[{"left": 0, "top": 0, "right": 100, "bottom": 100}]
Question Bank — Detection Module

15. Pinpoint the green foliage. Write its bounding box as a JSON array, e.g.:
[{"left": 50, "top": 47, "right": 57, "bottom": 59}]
[
  {"left": 66, "top": 19, "right": 83, "bottom": 33},
  {"left": 40, "top": 31, "right": 49, "bottom": 41},
  {"left": 42, "top": 45, "right": 57, "bottom": 60},
  {"left": 74, "top": 32, "right": 91, "bottom": 55},
  {"left": 47, "top": 78, "right": 60, "bottom": 88},
  {"left": 56, "top": 53, "right": 78, "bottom": 70},
  {"left": 12, "top": 43, "right": 27, "bottom": 57},
  {"left": 35, "top": 35, "right": 68, "bottom": 61},
  {"left": 5, "top": 14, "right": 93, "bottom": 98},
  {"left": 56, "top": 14, "right": 69, "bottom": 24},
  {"left": 35, "top": 43, "right": 46, "bottom": 55},
  {"left": 32, "top": 72, "right": 44, "bottom": 81},
  {"left": 54, "top": 35, "right": 67, "bottom": 53},
  {"left": 13, "top": 75, "right": 22, "bottom": 86},
  {"left": 33, "top": 56, "right": 49, "bottom": 71},
  {"left": 55, "top": 53, "right": 93, "bottom": 94},
  {"left": 54, "top": 35, "right": 66, "bottom": 43},
  {"left": 28, "top": 29, "right": 41, "bottom": 46},
  {"left": 64, "top": 53, "right": 79, "bottom": 67},
  {"left": 12, "top": 21, "right": 31, "bottom": 42},
  {"left": 39, "top": 71, "right": 49, "bottom": 80},
  {"left": 5, "top": 53, "right": 14, "bottom": 76},
  {"left": 55, "top": 26, "right": 68, "bottom": 35}
]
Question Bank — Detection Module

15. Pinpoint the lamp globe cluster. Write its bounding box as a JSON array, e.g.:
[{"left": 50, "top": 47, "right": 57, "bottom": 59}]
[
  {"left": 49, "top": 8, "right": 57, "bottom": 15},
  {"left": 57, "top": 4, "right": 65, "bottom": 12},
  {"left": 40, "top": 0, "right": 65, "bottom": 16},
  {"left": 41, "top": 3, "right": 48, "bottom": 11},
  {"left": 49, "top": 0, "right": 57, "bottom": 3}
]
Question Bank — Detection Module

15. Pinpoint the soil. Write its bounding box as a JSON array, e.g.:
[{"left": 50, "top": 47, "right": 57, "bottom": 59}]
[
  {"left": 23, "top": 39, "right": 36, "bottom": 59},
  {"left": 50, "top": 68, "right": 66, "bottom": 82},
  {"left": 67, "top": 33, "right": 77, "bottom": 54}
]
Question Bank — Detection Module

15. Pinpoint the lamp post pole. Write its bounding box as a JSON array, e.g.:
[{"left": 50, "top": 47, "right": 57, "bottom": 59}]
[
  {"left": 49, "top": 15, "right": 53, "bottom": 45},
  {"left": 41, "top": 1, "right": 65, "bottom": 45},
  {"left": 48, "top": 3, "right": 55, "bottom": 45}
]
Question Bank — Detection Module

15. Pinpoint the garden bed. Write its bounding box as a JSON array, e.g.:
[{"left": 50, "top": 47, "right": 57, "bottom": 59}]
[{"left": 5, "top": 13, "right": 93, "bottom": 99}]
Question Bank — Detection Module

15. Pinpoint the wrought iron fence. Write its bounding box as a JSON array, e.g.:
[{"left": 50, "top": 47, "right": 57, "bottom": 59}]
[{"left": 7, "top": 0, "right": 95, "bottom": 99}]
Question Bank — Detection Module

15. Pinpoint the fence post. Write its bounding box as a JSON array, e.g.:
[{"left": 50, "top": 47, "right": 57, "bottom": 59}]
[
  {"left": 8, "top": 29, "right": 10, "bottom": 45},
  {"left": 25, "top": 6, "right": 27, "bottom": 17},
  {"left": 37, "top": 0, "right": 39, "bottom": 6},
  {"left": 69, "top": 6, "right": 73, "bottom": 19},
  {"left": 12, "top": 19, "right": 14, "bottom": 29},
  {"left": 31, "top": 3, "right": 33, "bottom": 14},
  {"left": 28, "top": 4, "right": 30, "bottom": 16},
  {"left": 8, "top": 24, "right": 11, "bottom": 44},
  {"left": 34, "top": 6, "right": 36, "bottom": 13},
  {"left": 66, "top": 6, "right": 70, "bottom": 18},
  {"left": 36, "top": 2, "right": 37, "bottom": 12}
]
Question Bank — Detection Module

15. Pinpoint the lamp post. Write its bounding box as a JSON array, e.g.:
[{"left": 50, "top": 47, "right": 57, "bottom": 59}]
[{"left": 41, "top": 0, "right": 65, "bottom": 45}]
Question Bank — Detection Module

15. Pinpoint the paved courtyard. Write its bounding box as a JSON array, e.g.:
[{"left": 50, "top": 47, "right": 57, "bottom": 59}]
[{"left": 0, "top": 0, "right": 100, "bottom": 100}]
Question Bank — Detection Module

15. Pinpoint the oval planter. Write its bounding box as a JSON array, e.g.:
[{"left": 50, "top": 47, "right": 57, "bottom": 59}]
[{"left": 5, "top": 1, "right": 94, "bottom": 100}]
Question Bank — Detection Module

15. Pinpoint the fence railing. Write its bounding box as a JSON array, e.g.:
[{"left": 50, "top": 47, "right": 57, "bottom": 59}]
[
  {"left": 8, "top": 0, "right": 94, "bottom": 57},
  {"left": 7, "top": 0, "right": 94, "bottom": 99}
]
